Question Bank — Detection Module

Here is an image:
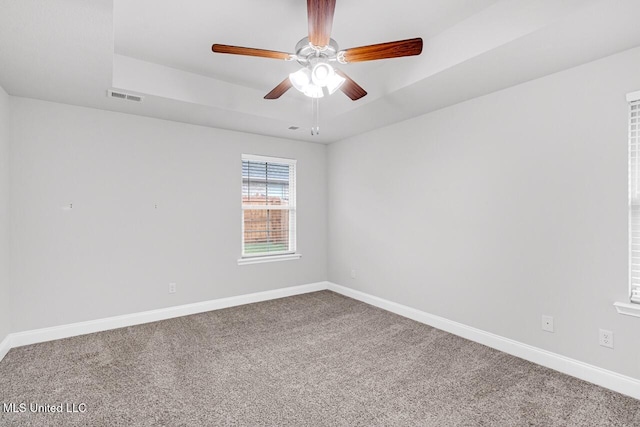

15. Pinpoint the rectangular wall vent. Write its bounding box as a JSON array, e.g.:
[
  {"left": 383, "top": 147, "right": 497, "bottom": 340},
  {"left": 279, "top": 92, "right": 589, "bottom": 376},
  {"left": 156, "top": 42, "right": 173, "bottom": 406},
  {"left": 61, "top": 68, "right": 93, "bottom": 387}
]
[
  {"left": 107, "top": 89, "right": 144, "bottom": 103},
  {"left": 288, "top": 126, "right": 300, "bottom": 130}
]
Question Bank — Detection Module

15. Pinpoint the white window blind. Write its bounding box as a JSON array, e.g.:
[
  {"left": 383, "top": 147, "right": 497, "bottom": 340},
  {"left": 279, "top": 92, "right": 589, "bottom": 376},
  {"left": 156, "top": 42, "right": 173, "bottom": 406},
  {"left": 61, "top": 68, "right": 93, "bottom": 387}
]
[
  {"left": 629, "top": 96, "right": 640, "bottom": 303},
  {"left": 241, "top": 154, "right": 296, "bottom": 257}
]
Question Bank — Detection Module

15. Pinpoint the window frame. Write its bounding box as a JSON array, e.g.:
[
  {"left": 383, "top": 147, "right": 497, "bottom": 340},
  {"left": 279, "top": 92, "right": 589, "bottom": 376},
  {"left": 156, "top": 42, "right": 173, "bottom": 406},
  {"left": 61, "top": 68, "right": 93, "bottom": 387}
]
[
  {"left": 616, "top": 90, "right": 640, "bottom": 317},
  {"left": 239, "top": 154, "right": 300, "bottom": 265},
  {"left": 628, "top": 91, "right": 640, "bottom": 305}
]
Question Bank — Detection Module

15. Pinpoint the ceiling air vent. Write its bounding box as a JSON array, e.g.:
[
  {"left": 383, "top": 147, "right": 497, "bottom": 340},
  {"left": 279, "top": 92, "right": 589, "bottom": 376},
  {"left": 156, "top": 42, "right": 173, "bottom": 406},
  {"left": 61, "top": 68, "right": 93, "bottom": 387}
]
[
  {"left": 288, "top": 126, "right": 300, "bottom": 130},
  {"left": 107, "top": 89, "right": 144, "bottom": 103}
]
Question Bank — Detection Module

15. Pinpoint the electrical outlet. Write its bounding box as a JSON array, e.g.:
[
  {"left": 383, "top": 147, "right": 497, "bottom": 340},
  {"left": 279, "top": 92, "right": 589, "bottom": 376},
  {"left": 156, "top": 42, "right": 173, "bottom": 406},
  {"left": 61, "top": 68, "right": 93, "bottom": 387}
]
[
  {"left": 168, "top": 282, "right": 176, "bottom": 294},
  {"left": 350, "top": 269, "right": 356, "bottom": 279},
  {"left": 599, "top": 329, "right": 614, "bottom": 349},
  {"left": 541, "top": 315, "right": 554, "bottom": 333}
]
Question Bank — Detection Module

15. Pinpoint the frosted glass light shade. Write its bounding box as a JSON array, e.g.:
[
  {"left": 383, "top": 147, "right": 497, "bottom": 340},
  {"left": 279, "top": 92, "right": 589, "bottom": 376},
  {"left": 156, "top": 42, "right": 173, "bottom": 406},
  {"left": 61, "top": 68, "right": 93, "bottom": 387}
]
[
  {"left": 303, "top": 85, "right": 324, "bottom": 98},
  {"left": 289, "top": 65, "right": 344, "bottom": 99},
  {"left": 325, "top": 73, "right": 346, "bottom": 95},
  {"left": 289, "top": 68, "right": 311, "bottom": 92},
  {"left": 311, "top": 63, "right": 333, "bottom": 86}
]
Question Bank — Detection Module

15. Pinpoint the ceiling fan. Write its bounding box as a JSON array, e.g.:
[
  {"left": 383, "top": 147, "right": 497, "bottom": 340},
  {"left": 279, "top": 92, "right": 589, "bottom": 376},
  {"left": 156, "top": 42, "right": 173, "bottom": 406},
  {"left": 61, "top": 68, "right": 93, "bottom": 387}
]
[{"left": 211, "top": 0, "right": 423, "bottom": 103}]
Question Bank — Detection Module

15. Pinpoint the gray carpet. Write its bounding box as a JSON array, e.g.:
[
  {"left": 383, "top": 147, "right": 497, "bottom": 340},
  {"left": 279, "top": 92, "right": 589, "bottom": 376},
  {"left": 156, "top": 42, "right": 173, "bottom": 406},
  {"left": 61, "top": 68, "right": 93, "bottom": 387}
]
[{"left": 0, "top": 291, "right": 638, "bottom": 426}]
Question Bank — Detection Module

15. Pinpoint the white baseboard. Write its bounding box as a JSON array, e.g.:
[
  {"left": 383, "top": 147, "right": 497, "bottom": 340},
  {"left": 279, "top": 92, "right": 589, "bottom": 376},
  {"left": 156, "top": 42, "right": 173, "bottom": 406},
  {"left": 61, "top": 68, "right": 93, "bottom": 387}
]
[
  {"left": 327, "top": 282, "right": 640, "bottom": 401},
  {"left": 2, "top": 280, "right": 638, "bottom": 401},
  {"left": 0, "top": 334, "right": 10, "bottom": 362},
  {"left": 7, "top": 281, "right": 329, "bottom": 350}
]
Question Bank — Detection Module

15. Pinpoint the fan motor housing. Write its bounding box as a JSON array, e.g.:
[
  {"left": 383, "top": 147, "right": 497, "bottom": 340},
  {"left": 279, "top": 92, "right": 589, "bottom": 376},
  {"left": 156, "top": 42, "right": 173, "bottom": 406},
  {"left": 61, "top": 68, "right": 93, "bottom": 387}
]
[{"left": 295, "top": 37, "right": 339, "bottom": 66}]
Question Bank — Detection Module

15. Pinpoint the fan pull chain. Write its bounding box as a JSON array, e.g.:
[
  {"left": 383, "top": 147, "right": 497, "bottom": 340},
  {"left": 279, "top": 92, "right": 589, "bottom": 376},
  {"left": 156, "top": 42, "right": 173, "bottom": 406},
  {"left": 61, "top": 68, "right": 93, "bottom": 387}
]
[{"left": 311, "top": 97, "right": 320, "bottom": 136}]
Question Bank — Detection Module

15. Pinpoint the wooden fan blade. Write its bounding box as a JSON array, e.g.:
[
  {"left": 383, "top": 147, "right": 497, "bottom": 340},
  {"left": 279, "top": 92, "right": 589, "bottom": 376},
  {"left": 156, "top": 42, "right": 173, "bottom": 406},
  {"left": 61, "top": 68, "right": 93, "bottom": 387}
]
[
  {"left": 336, "top": 70, "right": 367, "bottom": 101},
  {"left": 212, "top": 44, "right": 292, "bottom": 60},
  {"left": 264, "top": 77, "right": 293, "bottom": 100},
  {"left": 341, "top": 38, "right": 423, "bottom": 63},
  {"left": 307, "top": 0, "right": 336, "bottom": 47}
]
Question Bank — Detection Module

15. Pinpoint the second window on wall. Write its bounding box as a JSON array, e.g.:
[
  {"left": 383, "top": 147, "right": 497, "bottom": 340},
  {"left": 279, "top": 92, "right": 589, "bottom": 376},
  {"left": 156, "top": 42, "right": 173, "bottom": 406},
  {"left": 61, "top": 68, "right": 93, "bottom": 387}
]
[
  {"left": 629, "top": 93, "right": 640, "bottom": 304},
  {"left": 241, "top": 154, "right": 297, "bottom": 258}
]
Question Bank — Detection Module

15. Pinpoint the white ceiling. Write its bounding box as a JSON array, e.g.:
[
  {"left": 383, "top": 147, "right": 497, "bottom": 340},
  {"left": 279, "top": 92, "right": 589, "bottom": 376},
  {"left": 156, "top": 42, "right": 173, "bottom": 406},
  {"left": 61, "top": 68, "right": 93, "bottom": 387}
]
[
  {"left": 114, "top": 0, "right": 499, "bottom": 90},
  {"left": 1, "top": 0, "right": 639, "bottom": 144}
]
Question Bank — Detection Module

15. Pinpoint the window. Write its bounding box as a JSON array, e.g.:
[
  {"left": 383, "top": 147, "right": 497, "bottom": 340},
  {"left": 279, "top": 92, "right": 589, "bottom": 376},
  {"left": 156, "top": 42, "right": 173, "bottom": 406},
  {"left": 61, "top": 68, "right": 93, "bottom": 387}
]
[
  {"left": 240, "top": 154, "right": 299, "bottom": 264},
  {"left": 629, "top": 92, "right": 640, "bottom": 303}
]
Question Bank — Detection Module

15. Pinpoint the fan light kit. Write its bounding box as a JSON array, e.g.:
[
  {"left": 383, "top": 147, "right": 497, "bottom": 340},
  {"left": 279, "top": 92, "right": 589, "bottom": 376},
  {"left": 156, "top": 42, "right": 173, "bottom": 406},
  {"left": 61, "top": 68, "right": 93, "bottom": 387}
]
[
  {"left": 289, "top": 63, "right": 344, "bottom": 99},
  {"left": 212, "top": 0, "right": 423, "bottom": 135}
]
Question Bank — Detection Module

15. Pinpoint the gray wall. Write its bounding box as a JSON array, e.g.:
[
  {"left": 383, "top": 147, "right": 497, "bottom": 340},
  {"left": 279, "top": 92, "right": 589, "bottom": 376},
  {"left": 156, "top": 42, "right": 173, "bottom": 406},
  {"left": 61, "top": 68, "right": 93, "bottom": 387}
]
[
  {"left": 0, "top": 86, "right": 10, "bottom": 342},
  {"left": 10, "top": 98, "right": 327, "bottom": 332},
  {"left": 328, "top": 47, "right": 640, "bottom": 379}
]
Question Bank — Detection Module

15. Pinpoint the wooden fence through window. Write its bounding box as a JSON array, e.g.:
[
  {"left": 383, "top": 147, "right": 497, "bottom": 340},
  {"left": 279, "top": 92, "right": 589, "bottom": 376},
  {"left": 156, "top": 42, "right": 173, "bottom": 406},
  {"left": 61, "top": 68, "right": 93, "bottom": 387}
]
[{"left": 243, "top": 196, "right": 289, "bottom": 244}]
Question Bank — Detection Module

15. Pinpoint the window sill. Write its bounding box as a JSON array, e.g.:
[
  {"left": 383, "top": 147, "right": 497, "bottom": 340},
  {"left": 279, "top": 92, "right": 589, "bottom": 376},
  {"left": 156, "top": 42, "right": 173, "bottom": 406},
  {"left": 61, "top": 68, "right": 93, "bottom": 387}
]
[
  {"left": 237, "top": 253, "right": 302, "bottom": 266},
  {"left": 614, "top": 302, "right": 640, "bottom": 318}
]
